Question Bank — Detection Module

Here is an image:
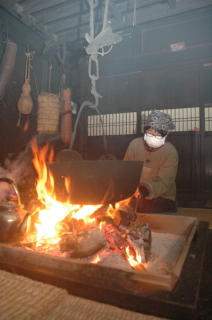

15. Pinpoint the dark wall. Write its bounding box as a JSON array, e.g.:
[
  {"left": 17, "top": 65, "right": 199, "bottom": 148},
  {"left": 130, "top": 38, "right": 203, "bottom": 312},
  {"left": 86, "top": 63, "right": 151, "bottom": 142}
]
[{"left": 0, "top": 9, "right": 69, "bottom": 165}]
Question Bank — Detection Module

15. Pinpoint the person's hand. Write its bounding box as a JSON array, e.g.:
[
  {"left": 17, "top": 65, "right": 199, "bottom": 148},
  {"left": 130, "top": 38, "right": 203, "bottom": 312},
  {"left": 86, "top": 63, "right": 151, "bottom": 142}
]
[{"left": 138, "top": 185, "right": 149, "bottom": 198}]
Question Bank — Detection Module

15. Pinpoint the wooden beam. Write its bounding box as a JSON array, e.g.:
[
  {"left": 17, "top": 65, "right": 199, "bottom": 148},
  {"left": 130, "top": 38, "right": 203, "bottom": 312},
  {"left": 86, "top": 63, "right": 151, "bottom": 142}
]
[
  {"left": 46, "top": 11, "right": 90, "bottom": 35},
  {"left": 34, "top": 1, "right": 81, "bottom": 24},
  {"left": 0, "top": 0, "right": 57, "bottom": 41},
  {"left": 23, "top": 0, "right": 77, "bottom": 15},
  {"left": 39, "top": 0, "right": 158, "bottom": 35},
  {"left": 5, "top": 0, "right": 20, "bottom": 6},
  {"left": 168, "top": 0, "right": 176, "bottom": 9},
  {"left": 34, "top": 0, "right": 161, "bottom": 27},
  {"left": 0, "top": 8, "right": 45, "bottom": 52},
  {"left": 46, "top": 0, "right": 212, "bottom": 47},
  {"left": 0, "top": 0, "right": 36, "bottom": 28},
  {"left": 108, "top": 0, "right": 124, "bottom": 24}
]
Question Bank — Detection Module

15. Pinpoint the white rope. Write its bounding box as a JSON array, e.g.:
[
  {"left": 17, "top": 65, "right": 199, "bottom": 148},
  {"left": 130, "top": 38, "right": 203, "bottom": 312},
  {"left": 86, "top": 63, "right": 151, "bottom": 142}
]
[
  {"left": 70, "top": 0, "right": 122, "bottom": 153},
  {"left": 102, "top": 0, "right": 110, "bottom": 31},
  {"left": 25, "top": 51, "right": 35, "bottom": 82},
  {"left": 89, "top": 0, "right": 94, "bottom": 40},
  {"left": 97, "top": 45, "right": 113, "bottom": 56},
  {"left": 133, "top": 0, "right": 137, "bottom": 26}
]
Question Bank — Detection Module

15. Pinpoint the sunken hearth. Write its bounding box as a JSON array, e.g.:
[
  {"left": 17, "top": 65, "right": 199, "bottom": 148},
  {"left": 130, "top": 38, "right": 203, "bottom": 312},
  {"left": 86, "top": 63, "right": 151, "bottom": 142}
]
[
  {"left": 1, "top": 206, "right": 199, "bottom": 292},
  {"left": 0, "top": 215, "right": 209, "bottom": 320}
]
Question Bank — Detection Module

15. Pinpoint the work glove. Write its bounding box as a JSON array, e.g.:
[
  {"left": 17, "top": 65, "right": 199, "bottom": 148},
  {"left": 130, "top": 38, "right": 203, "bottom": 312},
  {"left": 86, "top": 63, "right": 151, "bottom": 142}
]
[{"left": 138, "top": 185, "right": 149, "bottom": 198}]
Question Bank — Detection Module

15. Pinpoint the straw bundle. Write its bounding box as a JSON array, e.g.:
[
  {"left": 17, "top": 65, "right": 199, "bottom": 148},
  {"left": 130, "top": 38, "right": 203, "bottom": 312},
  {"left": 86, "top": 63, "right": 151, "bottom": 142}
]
[
  {"left": 17, "top": 80, "right": 33, "bottom": 114},
  {"left": 17, "top": 51, "right": 35, "bottom": 127},
  {"left": 37, "top": 93, "right": 60, "bottom": 135}
]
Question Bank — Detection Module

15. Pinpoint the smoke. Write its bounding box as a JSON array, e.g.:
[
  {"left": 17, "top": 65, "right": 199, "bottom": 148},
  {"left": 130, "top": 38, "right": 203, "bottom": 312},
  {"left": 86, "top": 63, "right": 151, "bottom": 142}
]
[
  {"left": 0, "top": 147, "right": 35, "bottom": 202},
  {"left": 0, "top": 133, "right": 61, "bottom": 203}
]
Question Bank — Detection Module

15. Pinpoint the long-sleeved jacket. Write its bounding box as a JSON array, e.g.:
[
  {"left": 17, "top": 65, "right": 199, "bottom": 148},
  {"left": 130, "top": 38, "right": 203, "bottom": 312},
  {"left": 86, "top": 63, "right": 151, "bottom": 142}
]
[{"left": 124, "top": 137, "right": 178, "bottom": 201}]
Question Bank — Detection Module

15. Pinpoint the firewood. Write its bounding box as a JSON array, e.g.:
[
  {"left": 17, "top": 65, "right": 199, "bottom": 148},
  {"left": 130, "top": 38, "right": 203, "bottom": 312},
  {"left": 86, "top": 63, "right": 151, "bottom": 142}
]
[
  {"left": 126, "top": 223, "right": 151, "bottom": 264},
  {"left": 113, "top": 210, "right": 137, "bottom": 227},
  {"left": 101, "top": 222, "right": 124, "bottom": 254},
  {"left": 127, "top": 236, "right": 146, "bottom": 263},
  {"left": 67, "top": 227, "right": 108, "bottom": 259},
  {"left": 90, "top": 205, "right": 109, "bottom": 219},
  {"left": 59, "top": 235, "right": 76, "bottom": 252},
  {"left": 133, "top": 263, "right": 148, "bottom": 272}
]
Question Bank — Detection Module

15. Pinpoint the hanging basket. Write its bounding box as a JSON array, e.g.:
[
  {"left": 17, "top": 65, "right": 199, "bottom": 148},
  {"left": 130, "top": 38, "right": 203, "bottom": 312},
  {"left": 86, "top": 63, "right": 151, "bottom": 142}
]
[{"left": 37, "top": 93, "right": 60, "bottom": 135}]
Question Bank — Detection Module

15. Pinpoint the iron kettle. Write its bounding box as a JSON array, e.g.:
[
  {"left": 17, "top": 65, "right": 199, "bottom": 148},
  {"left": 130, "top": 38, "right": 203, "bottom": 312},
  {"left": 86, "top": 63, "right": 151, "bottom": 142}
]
[{"left": 0, "top": 177, "right": 30, "bottom": 241}]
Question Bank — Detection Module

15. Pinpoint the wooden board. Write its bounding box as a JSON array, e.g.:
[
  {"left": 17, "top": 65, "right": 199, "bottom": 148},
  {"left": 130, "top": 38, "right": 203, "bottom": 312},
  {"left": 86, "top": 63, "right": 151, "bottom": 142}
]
[{"left": 0, "top": 214, "right": 198, "bottom": 292}]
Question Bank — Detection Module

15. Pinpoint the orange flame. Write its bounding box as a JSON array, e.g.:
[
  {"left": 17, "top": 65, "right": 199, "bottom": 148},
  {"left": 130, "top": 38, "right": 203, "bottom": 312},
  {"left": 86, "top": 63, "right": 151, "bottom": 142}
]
[
  {"left": 125, "top": 246, "right": 139, "bottom": 268},
  {"left": 24, "top": 116, "right": 29, "bottom": 132},
  {"left": 30, "top": 137, "right": 102, "bottom": 246},
  {"left": 90, "top": 254, "right": 102, "bottom": 264},
  {"left": 90, "top": 250, "right": 110, "bottom": 264},
  {"left": 125, "top": 246, "right": 147, "bottom": 272}
]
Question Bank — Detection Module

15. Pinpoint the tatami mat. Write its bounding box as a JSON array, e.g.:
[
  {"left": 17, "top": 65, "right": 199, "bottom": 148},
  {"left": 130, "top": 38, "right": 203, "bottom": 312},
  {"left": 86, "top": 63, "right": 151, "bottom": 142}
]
[
  {"left": 0, "top": 269, "right": 167, "bottom": 320},
  {"left": 178, "top": 208, "right": 212, "bottom": 229}
]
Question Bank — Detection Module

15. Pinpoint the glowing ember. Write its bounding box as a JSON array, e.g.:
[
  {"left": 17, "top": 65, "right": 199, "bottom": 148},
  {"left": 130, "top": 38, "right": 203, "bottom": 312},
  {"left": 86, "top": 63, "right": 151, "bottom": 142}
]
[
  {"left": 90, "top": 254, "right": 102, "bottom": 264},
  {"left": 90, "top": 250, "right": 110, "bottom": 264}
]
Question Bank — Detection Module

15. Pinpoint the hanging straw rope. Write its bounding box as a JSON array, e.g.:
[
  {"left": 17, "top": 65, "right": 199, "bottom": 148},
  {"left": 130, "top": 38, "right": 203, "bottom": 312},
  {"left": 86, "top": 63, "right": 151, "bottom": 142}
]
[{"left": 48, "top": 63, "right": 52, "bottom": 93}]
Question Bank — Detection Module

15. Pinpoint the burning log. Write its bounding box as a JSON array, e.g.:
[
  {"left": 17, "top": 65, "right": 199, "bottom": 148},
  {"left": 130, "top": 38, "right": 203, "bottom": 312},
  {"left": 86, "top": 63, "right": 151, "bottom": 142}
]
[
  {"left": 90, "top": 207, "right": 137, "bottom": 228},
  {"left": 113, "top": 210, "right": 137, "bottom": 227},
  {"left": 90, "top": 205, "right": 109, "bottom": 219},
  {"left": 61, "top": 227, "right": 108, "bottom": 259},
  {"left": 126, "top": 223, "right": 151, "bottom": 264},
  {"left": 71, "top": 218, "right": 86, "bottom": 235},
  {"left": 127, "top": 236, "right": 146, "bottom": 264},
  {"left": 59, "top": 234, "right": 76, "bottom": 252},
  {"left": 100, "top": 221, "right": 124, "bottom": 255}
]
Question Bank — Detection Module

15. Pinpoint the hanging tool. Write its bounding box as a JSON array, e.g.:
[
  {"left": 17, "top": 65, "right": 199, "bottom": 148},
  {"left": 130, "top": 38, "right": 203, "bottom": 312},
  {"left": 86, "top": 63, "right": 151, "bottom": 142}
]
[{"left": 56, "top": 0, "right": 122, "bottom": 161}]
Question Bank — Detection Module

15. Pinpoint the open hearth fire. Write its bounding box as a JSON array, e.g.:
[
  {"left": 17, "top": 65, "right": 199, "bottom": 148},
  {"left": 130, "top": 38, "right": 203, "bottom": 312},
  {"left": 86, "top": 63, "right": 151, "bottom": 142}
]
[
  {"left": 0, "top": 139, "right": 192, "bottom": 281},
  {"left": 23, "top": 206, "right": 151, "bottom": 272},
  {"left": 12, "top": 138, "right": 150, "bottom": 272}
]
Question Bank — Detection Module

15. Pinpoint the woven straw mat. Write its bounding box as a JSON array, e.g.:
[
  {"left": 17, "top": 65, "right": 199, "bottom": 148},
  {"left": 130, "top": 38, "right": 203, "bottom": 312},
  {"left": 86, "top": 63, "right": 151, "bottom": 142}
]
[{"left": 0, "top": 269, "right": 167, "bottom": 320}]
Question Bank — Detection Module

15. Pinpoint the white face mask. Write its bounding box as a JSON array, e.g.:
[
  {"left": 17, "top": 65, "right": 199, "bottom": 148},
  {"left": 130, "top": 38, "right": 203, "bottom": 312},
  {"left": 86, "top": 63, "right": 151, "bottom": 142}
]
[{"left": 144, "top": 134, "right": 167, "bottom": 148}]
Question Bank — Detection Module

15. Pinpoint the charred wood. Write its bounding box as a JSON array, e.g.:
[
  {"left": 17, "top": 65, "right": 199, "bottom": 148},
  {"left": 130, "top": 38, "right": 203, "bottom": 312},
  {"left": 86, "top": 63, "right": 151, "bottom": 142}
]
[
  {"left": 63, "top": 227, "right": 108, "bottom": 259},
  {"left": 90, "top": 205, "right": 109, "bottom": 219},
  {"left": 112, "top": 210, "right": 137, "bottom": 227},
  {"left": 101, "top": 221, "right": 124, "bottom": 255}
]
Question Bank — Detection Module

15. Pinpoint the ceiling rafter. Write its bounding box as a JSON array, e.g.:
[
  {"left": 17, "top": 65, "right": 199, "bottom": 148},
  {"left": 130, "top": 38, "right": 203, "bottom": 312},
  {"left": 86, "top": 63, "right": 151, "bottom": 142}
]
[
  {"left": 1, "top": 0, "right": 212, "bottom": 51},
  {"left": 5, "top": 0, "right": 20, "bottom": 6},
  {"left": 34, "top": 1, "right": 81, "bottom": 25},
  {"left": 168, "top": 0, "right": 176, "bottom": 9},
  {"left": 0, "top": 0, "right": 57, "bottom": 41},
  {"left": 23, "top": 0, "right": 71, "bottom": 14},
  {"left": 44, "top": 0, "right": 166, "bottom": 39},
  {"left": 44, "top": 0, "right": 212, "bottom": 48}
]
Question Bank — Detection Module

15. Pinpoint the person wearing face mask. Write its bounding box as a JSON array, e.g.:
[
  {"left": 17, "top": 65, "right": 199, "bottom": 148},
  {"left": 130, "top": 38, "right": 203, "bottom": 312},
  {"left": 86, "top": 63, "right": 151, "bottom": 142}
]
[{"left": 124, "top": 110, "right": 178, "bottom": 214}]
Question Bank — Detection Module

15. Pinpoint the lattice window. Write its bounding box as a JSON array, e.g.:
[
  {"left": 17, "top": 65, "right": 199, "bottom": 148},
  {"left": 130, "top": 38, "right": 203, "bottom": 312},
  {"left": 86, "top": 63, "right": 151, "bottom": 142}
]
[
  {"left": 88, "top": 112, "right": 137, "bottom": 136},
  {"left": 141, "top": 107, "right": 200, "bottom": 132},
  {"left": 205, "top": 107, "right": 212, "bottom": 131}
]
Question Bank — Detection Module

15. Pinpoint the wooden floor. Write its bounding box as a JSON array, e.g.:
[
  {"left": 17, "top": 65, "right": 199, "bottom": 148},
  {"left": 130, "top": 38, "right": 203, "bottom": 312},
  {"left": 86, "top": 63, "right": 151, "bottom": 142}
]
[{"left": 178, "top": 207, "right": 212, "bottom": 229}]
